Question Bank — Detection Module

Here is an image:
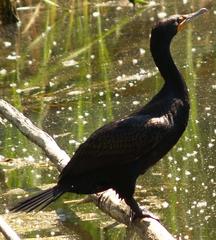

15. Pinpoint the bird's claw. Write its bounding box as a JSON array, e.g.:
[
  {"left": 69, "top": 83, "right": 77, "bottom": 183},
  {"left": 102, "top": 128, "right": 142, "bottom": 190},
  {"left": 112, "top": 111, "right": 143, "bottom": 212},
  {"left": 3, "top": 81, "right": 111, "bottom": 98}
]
[{"left": 130, "top": 208, "right": 160, "bottom": 222}]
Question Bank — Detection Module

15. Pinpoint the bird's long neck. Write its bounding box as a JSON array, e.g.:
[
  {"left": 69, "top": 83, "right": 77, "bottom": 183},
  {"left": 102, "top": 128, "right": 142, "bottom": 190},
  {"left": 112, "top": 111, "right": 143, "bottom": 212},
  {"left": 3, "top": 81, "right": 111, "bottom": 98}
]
[{"left": 150, "top": 35, "right": 189, "bottom": 101}]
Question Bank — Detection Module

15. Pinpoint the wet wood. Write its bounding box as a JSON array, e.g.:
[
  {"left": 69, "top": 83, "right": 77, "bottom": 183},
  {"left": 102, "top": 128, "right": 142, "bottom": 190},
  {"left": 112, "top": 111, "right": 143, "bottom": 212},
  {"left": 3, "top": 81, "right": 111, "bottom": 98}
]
[
  {"left": 90, "top": 190, "right": 175, "bottom": 240},
  {"left": 0, "top": 99, "right": 176, "bottom": 240},
  {"left": 0, "top": 216, "right": 20, "bottom": 240},
  {"left": 0, "top": 0, "right": 19, "bottom": 25}
]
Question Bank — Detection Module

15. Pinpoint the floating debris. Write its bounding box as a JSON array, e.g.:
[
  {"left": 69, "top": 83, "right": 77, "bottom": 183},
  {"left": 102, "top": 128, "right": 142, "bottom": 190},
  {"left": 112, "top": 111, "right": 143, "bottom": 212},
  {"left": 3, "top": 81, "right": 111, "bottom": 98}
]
[
  {"left": 185, "top": 170, "right": 191, "bottom": 176},
  {"left": 132, "top": 59, "right": 138, "bottom": 65},
  {"left": 139, "top": 48, "right": 146, "bottom": 55},
  {"left": 86, "top": 74, "right": 92, "bottom": 79},
  {"left": 208, "top": 143, "right": 214, "bottom": 148},
  {"left": 118, "top": 60, "right": 123, "bottom": 65},
  {"left": 62, "top": 59, "right": 78, "bottom": 67},
  {"left": 161, "top": 201, "right": 169, "bottom": 208},
  {"left": 0, "top": 69, "right": 7, "bottom": 75},
  {"left": 99, "top": 91, "right": 104, "bottom": 96},
  {"left": 3, "top": 41, "right": 12, "bottom": 47},
  {"left": 7, "top": 54, "right": 20, "bottom": 60},
  {"left": 67, "top": 90, "right": 84, "bottom": 96},
  {"left": 92, "top": 11, "right": 100, "bottom": 17},
  {"left": 157, "top": 12, "right": 167, "bottom": 19},
  {"left": 197, "top": 201, "right": 207, "bottom": 208},
  {"left": 132, "top": 100, "right": 140, "bottom": 105}
]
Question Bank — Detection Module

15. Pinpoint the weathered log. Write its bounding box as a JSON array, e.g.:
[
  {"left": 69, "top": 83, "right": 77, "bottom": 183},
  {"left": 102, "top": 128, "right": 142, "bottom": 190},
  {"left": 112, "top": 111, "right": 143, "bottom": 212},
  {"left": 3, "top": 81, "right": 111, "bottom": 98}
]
[
  {"left": 0, "top": 99, "right": 176, "bottom": 240},
  {"left": 0, "top": 216, "right": 20, "bottom": 240},
  {"left": 89, "top": 191, "right": 175, "bottom": 240}
]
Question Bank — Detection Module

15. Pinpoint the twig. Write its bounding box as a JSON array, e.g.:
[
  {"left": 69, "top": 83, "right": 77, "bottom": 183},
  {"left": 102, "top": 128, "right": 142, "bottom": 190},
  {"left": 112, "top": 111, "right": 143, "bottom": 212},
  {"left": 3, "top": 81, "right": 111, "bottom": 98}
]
[
  {"left": 0, "top": 216, "right": 20, "bottom": 240},
  {"left": 0, "top": 99, "right": 176, "bottom": 240}
]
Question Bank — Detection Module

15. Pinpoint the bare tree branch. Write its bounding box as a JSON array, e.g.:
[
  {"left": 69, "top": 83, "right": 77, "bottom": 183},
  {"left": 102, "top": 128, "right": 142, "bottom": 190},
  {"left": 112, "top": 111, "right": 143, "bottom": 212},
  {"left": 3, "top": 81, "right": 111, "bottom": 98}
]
[
  {"left": 0, "top": 100, "right": 70, "bottom": 171},
  {"left": 0, "top": 216, "right": 20, "bottom": 240}
]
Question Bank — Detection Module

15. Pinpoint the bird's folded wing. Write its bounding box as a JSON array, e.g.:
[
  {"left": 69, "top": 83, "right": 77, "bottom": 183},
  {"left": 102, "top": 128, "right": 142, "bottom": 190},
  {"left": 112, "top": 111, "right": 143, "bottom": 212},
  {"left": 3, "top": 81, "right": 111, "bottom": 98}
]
[{"left": 60, "top": 114, "right": 171, "bottom": 177}]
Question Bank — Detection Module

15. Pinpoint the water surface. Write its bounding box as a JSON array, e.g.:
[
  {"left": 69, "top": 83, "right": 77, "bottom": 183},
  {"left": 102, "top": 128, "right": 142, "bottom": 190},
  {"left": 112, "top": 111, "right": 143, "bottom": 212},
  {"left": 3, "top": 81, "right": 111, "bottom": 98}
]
[{"left": 0, "top": 0, "right": 215, "bottom": 239}]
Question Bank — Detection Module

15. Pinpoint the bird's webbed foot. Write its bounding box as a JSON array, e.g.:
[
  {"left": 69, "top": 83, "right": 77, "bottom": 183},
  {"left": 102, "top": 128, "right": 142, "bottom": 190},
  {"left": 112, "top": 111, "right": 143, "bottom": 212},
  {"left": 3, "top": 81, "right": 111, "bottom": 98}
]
[{"left": 125, "top": 196, "right": 159, "bottom": 222}]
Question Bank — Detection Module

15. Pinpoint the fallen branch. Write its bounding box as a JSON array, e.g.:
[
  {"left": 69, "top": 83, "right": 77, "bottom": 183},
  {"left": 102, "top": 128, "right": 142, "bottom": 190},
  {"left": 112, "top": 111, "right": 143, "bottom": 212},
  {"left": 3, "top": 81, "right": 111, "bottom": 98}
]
[
  {"left": 0, "top": 216, "right": 20, "bottom": 240},
  {"left": 90, "top": 191, "right": 175, "bottom": 240},
  {"left": 0, "top": 99, "right": 176, "bottom": 240},
  {"left": 0, "top": 100, "right": 70, "bottom": 171}
]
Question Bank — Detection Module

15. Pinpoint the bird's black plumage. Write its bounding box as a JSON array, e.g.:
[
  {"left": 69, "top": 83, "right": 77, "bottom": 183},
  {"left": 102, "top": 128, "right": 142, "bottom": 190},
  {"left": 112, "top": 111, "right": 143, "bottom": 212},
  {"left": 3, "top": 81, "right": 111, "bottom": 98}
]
[{"left": 10, "top": 9, "right": 207, "bottom": 218}]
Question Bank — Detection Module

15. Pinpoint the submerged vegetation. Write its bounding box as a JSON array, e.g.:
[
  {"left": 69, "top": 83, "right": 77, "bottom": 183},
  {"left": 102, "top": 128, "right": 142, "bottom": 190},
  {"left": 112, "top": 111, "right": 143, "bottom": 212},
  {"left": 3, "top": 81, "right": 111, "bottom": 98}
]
[{"left": 0, "top": 0, "right": 215, "bottom": 239}]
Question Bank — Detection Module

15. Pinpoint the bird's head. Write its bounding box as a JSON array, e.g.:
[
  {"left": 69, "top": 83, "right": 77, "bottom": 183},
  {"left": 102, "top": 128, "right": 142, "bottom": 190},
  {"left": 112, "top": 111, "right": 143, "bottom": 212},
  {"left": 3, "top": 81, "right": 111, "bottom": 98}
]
[{"left": 151, "top": 8, "right": 208, "bottom": 43}]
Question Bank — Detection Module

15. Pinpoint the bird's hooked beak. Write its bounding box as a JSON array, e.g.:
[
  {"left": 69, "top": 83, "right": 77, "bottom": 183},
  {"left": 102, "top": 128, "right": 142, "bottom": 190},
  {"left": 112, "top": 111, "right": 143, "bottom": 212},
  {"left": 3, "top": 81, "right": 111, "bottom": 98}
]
[{"left": 177, "top": 8, "right": 208, "bottom": 32}]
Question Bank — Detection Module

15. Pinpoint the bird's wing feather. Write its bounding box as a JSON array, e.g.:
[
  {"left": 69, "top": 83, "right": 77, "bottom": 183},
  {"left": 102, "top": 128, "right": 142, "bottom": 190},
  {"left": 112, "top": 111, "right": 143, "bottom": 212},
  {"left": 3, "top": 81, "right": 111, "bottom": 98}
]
[{"left": 60, "top": 114, "right": 171, "bottom": 177}]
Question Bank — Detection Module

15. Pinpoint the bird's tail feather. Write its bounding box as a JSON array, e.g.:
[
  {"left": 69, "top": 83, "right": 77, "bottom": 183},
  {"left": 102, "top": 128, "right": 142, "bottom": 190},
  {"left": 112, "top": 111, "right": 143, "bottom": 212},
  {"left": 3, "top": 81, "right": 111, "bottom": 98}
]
[{"left": 10, "top": 185, "right": 64, "bottom": 213}]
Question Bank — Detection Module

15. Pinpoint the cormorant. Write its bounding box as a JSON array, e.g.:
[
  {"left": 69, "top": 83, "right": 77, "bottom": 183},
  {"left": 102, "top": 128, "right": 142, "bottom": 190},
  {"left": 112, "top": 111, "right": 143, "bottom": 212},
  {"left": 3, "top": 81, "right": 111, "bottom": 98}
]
[{"left": 10, "top": 8, "right": 208, "bottom": 219}]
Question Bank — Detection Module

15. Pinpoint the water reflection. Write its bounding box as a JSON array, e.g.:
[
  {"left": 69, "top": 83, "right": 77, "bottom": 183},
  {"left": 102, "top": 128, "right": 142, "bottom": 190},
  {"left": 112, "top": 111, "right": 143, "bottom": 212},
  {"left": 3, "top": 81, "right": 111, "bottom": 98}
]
[{"left": 0, "top": 0, "right": 215, "bottom": 239}]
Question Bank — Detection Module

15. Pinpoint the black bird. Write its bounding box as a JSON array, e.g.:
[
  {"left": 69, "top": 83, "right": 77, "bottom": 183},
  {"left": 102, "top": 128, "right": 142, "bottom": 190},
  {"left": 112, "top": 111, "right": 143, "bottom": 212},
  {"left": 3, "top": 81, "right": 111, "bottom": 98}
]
[{"left": 10, "top": 8, "right": 207, "bottom": 219}]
